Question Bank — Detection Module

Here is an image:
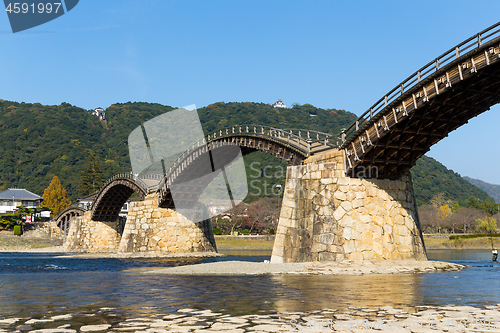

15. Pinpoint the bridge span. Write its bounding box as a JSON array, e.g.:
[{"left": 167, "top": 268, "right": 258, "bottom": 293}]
[{"left": 342, "top": 21, "right": 500, "bottom": 179}]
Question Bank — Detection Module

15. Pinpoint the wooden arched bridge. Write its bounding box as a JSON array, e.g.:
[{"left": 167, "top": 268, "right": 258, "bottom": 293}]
[{"left": 59, "top": 21, "right": 500, "bottom": 225}]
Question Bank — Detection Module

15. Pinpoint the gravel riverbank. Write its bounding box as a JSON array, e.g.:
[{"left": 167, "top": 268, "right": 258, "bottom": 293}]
[
  {"left": 0, "top": 235, "right": 62, "bottom": 252},
  {"left": 149, "top": 259, "right": 464, "bottom": 276},
  {"left": 1, "top": 304, "right": 499, "bottom": 332}
]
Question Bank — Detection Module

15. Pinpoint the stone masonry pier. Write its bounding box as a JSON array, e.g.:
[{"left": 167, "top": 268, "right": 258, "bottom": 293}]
[
  {"left": 63, "top": 211, "right": 121, "bottom": 252},
  {"left": 118, "top": 194, "right": 216, "bottom": 253},
  {"left": 64, "top": 194, "right": 217, "bottom": 254},
  {"left": 271, "top": 149, "right": 427, "bottom": 263}
]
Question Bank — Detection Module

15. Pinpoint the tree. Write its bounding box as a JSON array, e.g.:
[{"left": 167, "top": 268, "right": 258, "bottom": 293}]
[
  {"left": 79, "top": 153, "right": 104, "bottom": 195},
  {"left": 475, "top": 216, "right": 498, "bottom": 233},
  {"left": 418, "top": 205, "right": 439, "bottom": 233},
  {"left": 449, "top": 207, "right": 483, "bottom": 233},
  {"left": 43, "top": 176, "right": 71, "bottom": 217},
  {"left": 438, "top": 204, "right": 452, "bottom": 220}
]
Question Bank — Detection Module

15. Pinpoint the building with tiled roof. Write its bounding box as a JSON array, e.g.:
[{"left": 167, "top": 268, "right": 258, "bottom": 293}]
[{"left": 0, "top": 188, "right": 43, "bottom": 214}]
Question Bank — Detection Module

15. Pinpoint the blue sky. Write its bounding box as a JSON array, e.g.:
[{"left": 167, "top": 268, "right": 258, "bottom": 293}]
[{"left": 1, "top": 1, "right": 500, "bottom": 184}]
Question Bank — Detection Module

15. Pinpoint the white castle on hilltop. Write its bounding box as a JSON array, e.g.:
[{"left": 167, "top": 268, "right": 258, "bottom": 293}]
[{"left": 273, "top": 99, "right": 286, "bottom": 108}]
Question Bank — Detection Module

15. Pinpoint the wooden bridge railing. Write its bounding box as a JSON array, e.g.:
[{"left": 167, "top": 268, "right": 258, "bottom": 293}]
[
  {"left": 341, "top": 21, "right": 500, "bottom": 147},
  {"left": 96, "top": 173, "right": 152, "bottom": 195},
  {"left": 157, "top": 124, "right": 341, "bottom": 194},
  {"left": 55, "top": 203, "right": 88, "bottom": 221}
]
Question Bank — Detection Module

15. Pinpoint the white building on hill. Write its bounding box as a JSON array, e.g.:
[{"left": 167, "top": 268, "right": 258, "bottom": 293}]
[
  {"left": 273, "top": 99, "right": 286, "bottom": 108},
  {"left": 92, "top": 107, "right": 105, "bottom": 121}
]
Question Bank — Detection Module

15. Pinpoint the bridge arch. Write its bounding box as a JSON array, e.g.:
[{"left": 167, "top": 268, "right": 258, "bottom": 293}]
[
  {"left": 342, "top": 22, "right": 500, "bottom": 179},
  {"left": 91, "top": 173, "right": 150, "bottom": 221},
  {"left": 55, "top": 204, "right": 87, "bottom": 239},
  {"left": 157, "top": 125, "right": 339, "bottom": 207}
]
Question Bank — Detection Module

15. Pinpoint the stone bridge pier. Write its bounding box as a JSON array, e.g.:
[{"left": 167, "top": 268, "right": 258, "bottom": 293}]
[
  {"left": 271, "top": 149, "right": 427, "bottom": 263},
  {"left": 64, "top": 194, "right": 217, "bottom": 254},
  {"left": 63, "top": 210, "right": 122, "bottom": 252}
]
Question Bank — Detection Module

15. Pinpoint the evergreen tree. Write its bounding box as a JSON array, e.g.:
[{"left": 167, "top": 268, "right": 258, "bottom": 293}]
[
  {"left": 42, "top": 176, "right": 71, "bottom": 217},
  {"left": 79, "top": 153, "right": 104, "bottom": 196}
]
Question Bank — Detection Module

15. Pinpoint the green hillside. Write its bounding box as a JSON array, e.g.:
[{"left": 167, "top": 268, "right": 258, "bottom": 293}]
[
  {"left": 412, "top": 156, "right": 494, "bottom": 206},
  {"left": 0, "top": 99, "right": 492, "bottom": 207},
  {"left": 464, "top": 176, "right": 500, "bottom": 203},
  {"left": 0, "top": 100, "right": 172, "bottom": 199}
]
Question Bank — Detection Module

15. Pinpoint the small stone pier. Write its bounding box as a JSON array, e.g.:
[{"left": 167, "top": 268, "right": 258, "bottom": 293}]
[
  {"left": 271, "top": 149, "right": 427, "bottom": 263},
  {"left": 64, "top": 194, "right": 217, "bottom": 254}
]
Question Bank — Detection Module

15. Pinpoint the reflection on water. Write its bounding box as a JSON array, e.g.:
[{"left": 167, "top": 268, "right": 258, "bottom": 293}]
[
  {"left": 427, "top": 249, "right": 497, "bottom": 262},
  {"left": 0, "top": 250, "right": 499, "bottom": 320},
  {"left": 273, "top": 274, "right": 421, "bottom": 313},
  {"left": 218, "top": 249, "right": 273, "bottom": 257}
]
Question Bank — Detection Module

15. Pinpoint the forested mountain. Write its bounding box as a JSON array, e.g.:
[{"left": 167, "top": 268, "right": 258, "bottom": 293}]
[
  {"left": 0, "top": 99, "right": 492, "bottom": 206},
  {"left": 412, "top": 156, "right": 494, "bottom": 206},
  {"left": 0, "top": 100, "right": 172, "bottom": 199},
  {"left": 464, "top": 176, "right": 500, "bottom": 203}
]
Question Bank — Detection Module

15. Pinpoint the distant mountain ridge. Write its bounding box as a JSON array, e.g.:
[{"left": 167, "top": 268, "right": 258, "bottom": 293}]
[{"left": 464, "top": 176, "right": 500, "bottom": 203}]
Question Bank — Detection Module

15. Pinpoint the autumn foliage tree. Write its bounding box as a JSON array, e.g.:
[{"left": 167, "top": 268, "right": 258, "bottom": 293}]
[{"left": 43, "top": 176, "right": 71, "bottom": 217}]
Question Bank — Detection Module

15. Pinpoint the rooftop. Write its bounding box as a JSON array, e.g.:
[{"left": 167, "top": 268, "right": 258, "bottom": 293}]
[{"left": 0, "top": 188, "right": 43, "bottom": 200}]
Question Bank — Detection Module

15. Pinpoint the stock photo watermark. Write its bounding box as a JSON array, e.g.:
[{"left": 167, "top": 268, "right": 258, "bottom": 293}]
[
  {"left": 3, "top": 0, "right": 79, "bottom": 33},
  {"left": 248, "top": 162, "right": 285, "bottom": 197},
  {"left": 128, "top": 105, "right": 247, "bottom": 223},
  {"left": 247, "top": 162, "right": 381, "bottom": 197},
  {"left": 349, "top": 165, "right": 379, "bottom": 179}
]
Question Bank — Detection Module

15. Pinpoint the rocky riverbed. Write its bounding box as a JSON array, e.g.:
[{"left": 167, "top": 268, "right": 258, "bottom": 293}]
[
  {"left": 0, "top": 235, "right": 62, "bottom": 252},
  {"left": 1, "top": 304, "right": 500, "bottom": 332}
]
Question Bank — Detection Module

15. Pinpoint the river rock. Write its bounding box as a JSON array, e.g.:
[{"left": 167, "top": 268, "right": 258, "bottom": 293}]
[
  {"left": 29, "top": 329, "right": 76, "bottom": 333},
  {"left": 25, "top": 318, "right": 55, "bottom": 325},
  {"left": 51, "top": 314, "right": 73, "bottom": 321},
  {"left": 0, "top": 318, "right": 21, "bottom": 325},
  {"left": 79, "top": 324, "right": 112, "bottom": 332}
]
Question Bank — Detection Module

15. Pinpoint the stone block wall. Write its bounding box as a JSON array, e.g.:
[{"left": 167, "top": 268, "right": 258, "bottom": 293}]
[
  {"left": 271, "top": 149, "right": 427, "bottom": 263},
  {"left": 63, "top": 194, "right": 217, "bottom": 254},
  {"left": 117, "top": 194, "right": 217, "bottom": 254},
  {"left": 63, "top": 211, "right": 121, "bottom": 252}
]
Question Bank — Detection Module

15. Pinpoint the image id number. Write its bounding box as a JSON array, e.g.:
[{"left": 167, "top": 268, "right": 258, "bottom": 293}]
[{"left": 6, "top": 2, "right": 62, "bottom": 14}]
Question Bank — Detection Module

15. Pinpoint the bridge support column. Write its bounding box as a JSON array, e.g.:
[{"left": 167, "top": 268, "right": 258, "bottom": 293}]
[
  {"left": 63, "top": 211, "right": 122, "bottom": 252},
  {"left": 271, "top": 149, "right": 426, "bottom": 263},
  {"left": 117, "top": 194, "right": 217, "bottom": 254}
]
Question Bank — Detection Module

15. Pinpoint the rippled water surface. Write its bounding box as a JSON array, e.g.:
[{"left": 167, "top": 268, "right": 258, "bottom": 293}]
[{"left": 0, "top": 249, "right": 499, "bottom": 320}]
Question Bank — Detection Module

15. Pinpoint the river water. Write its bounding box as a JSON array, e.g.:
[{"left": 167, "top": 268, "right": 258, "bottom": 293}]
[{"left": 0, "top": 249, "right": 499, "bottom": 323}]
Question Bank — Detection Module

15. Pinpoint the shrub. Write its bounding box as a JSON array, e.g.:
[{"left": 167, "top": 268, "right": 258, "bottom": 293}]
[
  {"left": 241, "top": 229, "right": 249, "bottom": 235},
  {"left": 449, "top": 233, "right": 500, "bottom": 240},
  {"left": 13, "top": 225, "right": 21, "bottom": 236},
  {"left": 212, "top": 227, "right": 221, "bottom": 235},
  {"left": 269, "top": 228, "right": 275, "bottom": 235}
]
